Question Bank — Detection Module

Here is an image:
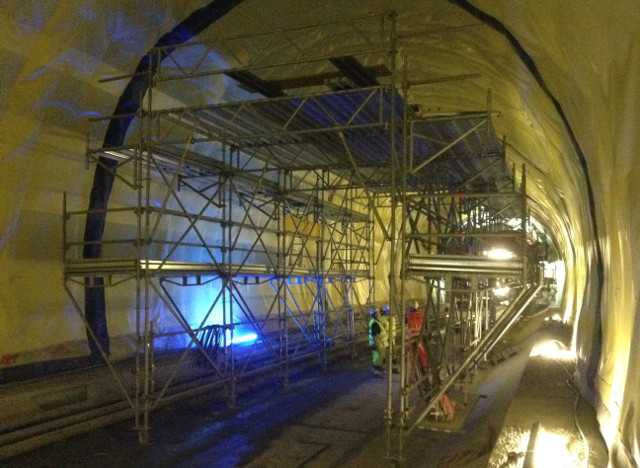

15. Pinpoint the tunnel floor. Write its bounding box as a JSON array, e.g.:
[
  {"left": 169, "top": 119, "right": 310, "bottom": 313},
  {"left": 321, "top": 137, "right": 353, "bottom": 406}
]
[{"left": 3, "top": 311, "right": 607, "bottom": 468}]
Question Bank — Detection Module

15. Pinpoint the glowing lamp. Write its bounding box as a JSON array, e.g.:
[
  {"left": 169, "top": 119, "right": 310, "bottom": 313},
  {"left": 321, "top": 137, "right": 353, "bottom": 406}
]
[
  {"left": 523, "top": 422, "right": 587, "bottom": 468},
  {"left": 530, "top": 340, "right": 574, "bottom": 361},
  {"left": 230, "top": 332, "right": 258, "bottom": 345},
  {"left": 483, "top": 248, "right": 514, "bottom": 260},
  {"left": 544, "top": 313, "right": 563, "bottom": 323}
]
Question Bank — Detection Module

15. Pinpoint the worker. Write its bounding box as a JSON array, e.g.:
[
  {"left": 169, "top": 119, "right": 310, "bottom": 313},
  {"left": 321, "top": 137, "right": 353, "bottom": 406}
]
[
  {"left": 368, "top": 307, "right": 387, "bottom": 378},
  {"left": 407, "top": 301, "right": 427, "bottom": 371},
  {"left": 381, "top": 304, "right": 398, "bottom": 370},
  {"left": 407, "top": 301, "right": 456, "bottom": 421},
  {"left": 407, "top": 301, "right": 423, "bottom": 338}
]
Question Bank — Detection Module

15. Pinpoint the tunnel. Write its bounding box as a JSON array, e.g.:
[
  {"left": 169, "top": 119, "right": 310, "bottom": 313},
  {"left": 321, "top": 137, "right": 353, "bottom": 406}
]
[{"left": 1, "top": 1, "right": 638, "bottom": 467}]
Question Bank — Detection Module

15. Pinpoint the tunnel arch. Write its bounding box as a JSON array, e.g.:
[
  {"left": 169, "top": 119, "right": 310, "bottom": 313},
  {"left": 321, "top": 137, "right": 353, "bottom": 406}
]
[{"left": 82, "top": 0, "right": 247, "bottom": 358}]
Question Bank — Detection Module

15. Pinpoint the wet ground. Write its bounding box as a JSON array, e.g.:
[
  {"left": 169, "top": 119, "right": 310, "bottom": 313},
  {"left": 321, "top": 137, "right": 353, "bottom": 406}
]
[{"left": 3, "top": 312, "right": 608, "bottom": 468}]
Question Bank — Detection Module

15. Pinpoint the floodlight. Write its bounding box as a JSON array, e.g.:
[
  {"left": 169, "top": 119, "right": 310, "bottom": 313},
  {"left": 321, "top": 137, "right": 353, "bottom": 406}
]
[
  {"left": 530, "top": 340, "right": 574, "bottom": 360},
  {"left": 483, "top": 248, "right": 515, "bottom": 260},
  {"left": 230, "top": 332, "right": 258, "bottom": 345}
]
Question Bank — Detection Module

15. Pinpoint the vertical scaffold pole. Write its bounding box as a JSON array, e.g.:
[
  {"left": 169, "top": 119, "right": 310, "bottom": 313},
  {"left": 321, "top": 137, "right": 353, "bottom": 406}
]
[
  {"left": 134, "top": 89, "right": 143, "bottom": 443},
  {"left": 521, "top": 164, "right": 528, "bottom": 285},
  {"left": 386, "top": 9, "right": 398, "bottom": 463},
  {"left": 138, "top": 50, "right": 154, "bottom": 445},
  {"left": 227, "top": 146, "right": 238, "bottom": 409},
  {"left": 279, "top": 169, "right": 290, "bottom": 388},
  {"left": 397, "top": 50, "right": 410, "bottom": 462},
  {"left": 317, "top": 170, "right": 327, "bottom": 371}
]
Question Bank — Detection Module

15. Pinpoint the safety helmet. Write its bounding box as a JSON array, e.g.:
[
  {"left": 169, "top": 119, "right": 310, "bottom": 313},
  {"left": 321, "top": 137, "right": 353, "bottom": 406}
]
[
  {"left": 409, "top": 300, "right": 419, "bottom": 312},
  {"left": 382, "top": 305, "right": 389, "bottom": 314}
]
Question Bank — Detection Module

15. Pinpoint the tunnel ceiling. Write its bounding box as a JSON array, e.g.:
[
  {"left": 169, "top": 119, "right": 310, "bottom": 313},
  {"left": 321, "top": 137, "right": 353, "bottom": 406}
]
[
  {"left": 121, "top": 0, "right": 593, "bottom": 273},
  {"left": 2, "top": 0, "right": 608, "bottom": 328}
]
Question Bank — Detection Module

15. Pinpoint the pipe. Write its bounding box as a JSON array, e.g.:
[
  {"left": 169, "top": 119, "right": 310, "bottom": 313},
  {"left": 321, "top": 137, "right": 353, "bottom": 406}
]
[{"left": 407, "top": 254, "right": 523, "bottom": 274}]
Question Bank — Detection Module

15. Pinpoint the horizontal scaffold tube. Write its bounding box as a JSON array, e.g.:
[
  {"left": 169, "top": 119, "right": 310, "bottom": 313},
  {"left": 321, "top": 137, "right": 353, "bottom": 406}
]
[{"left": 406, "top": 254, "right": 523, "bottom": 275}]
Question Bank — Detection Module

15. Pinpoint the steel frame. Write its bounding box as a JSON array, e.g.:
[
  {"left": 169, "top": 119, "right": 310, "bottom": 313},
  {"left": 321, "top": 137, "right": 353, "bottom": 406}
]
[
  {"left": 396, "top": 179, "right": 532, "bottom": 441},
  {"left": 61, "top": 11, "right": 546, "bottom": 461},
  {"left": 67, "top": 87, "right": 380, "bottom": 445}
]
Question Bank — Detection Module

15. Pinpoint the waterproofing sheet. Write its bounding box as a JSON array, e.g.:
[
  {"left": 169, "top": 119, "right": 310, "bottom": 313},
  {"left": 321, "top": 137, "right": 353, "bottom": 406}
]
[{"left": 1, "top": 1, "right": 639, "bottom": 466}]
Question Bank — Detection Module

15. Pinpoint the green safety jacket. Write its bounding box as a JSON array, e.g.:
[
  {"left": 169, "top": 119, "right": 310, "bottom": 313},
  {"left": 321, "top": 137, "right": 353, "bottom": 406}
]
[{"left": 369, "top": 317, "right": 387, "bottom": 350}]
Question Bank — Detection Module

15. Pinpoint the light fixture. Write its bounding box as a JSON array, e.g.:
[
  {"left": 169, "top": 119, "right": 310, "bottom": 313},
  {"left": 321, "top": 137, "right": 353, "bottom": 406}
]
[
  {"left": 230, "top": 332, "right": 258, "bottom": 345},
  {"left": 483, "top": 248, "right": 515, "bottom": 260},
  {"left": 544, "top": 313, "right": 563, "bottom": 323},
  {"left": 530, "top": 340, "right": 574, "bottom": 360},
  {"left": 524, "top": 422, "right": 587, "bottom": 468}
]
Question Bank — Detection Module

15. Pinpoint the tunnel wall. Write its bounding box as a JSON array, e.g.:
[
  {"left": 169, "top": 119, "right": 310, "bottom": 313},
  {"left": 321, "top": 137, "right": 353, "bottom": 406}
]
[
  {"left": 478, "top": 3, "right": 640, "bottom": 464},
  {"left": 1, "top": 2, "right": 639, "bottom": 466}
]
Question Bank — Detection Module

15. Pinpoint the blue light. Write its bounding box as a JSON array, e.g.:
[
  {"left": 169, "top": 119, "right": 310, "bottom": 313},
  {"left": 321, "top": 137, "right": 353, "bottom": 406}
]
[{"left": 230, "top": 332, "right": 258, "bottom": 345}]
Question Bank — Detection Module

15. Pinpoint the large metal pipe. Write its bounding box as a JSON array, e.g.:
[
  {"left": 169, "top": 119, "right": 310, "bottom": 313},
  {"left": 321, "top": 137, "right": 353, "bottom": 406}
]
[{"left": 407, "top": 254, "right": 523, "bottom": 275}]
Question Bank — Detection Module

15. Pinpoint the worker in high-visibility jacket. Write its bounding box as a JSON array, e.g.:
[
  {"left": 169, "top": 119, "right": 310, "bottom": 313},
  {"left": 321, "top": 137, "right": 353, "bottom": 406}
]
[
  {"left": 381, "top": 304, "right": 398, "bottom": 370},
  {"left": 368, "top": 307, "right": 387, "bottom": 378}
]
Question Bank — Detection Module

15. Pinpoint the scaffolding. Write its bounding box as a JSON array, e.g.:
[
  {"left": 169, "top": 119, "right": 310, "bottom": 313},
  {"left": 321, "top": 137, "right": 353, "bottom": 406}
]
[{"left": 62, "top": 11, "right": 545, "bottom": 459}]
